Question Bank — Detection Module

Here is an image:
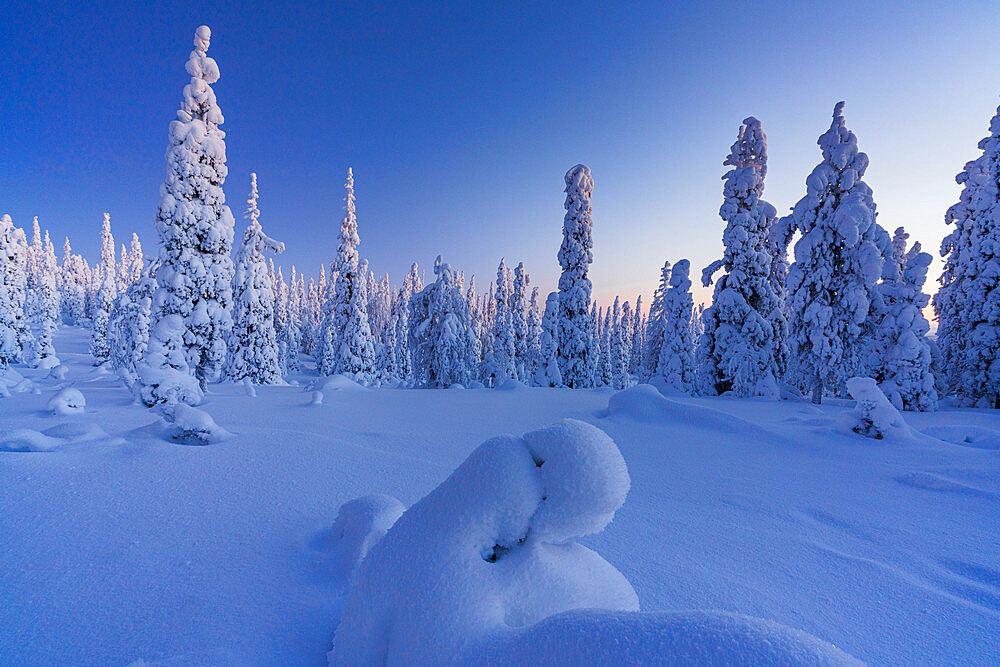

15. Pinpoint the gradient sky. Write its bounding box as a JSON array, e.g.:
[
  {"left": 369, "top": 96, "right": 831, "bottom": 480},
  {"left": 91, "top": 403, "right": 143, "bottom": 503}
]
[{"left": 2, "top": 0, "right": 998, "bottom": 309}]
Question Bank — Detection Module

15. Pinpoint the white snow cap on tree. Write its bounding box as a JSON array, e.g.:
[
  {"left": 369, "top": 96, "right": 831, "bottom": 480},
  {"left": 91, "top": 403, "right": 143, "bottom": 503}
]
[
  {"left": 698, "top": 116, "right": 785, "bottom": 398},
  {"left": 142, "top": 25, "right": 235, "bottom": 403},
  {"left": 784, "top": 102, "right": 885, "bottom": 403},
  {"left": 557, "top": 164, "right": 595, "bottom": 388},
  {"left": 0, "top": 214, "right": 29, "bottom": 371},
  {"left": 226, "top": 173, "right": 285, "bottom": 384},
  {"left": 934, "top": 103, "right": 1000, "bottom": 407}
]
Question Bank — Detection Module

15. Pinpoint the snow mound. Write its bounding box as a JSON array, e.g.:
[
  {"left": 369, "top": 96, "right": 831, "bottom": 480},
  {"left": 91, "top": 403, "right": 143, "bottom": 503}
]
[
  {"left": 161, "top": 403, "right": 233, "bottom": 445},
  {"left": 311, "top": 391, "right": 324, "bottom": 406},
  {"left": 329, "top": 419, "right": 635, "bottom": 664},
  {"left": 482, "top": 609, "right": 862, "bottom": 665},
  {"left": 837, "top": 377, "right": 913, "bottom": 440},
  {"left": 47, "top": 388, "right": 86, "bottom": 415},
  {"left": 47, "top": 365, "right": 69, "bottom": 381},
  {"left": 36, "top": 354, "right": 61, "bottom": 370},
  {"left": 921, "top": 425, "right": 1000, "bottom": 450},
  {"left": 0, "top": 429, "right": 62, "bottom": 452},
  {"left": 604, "top": 385, "right": 766, "bottom": 437},
  {"left": 329, "top": 418, "right": 857, "bottom": 665},
  {"left": 313, "top": 495, "right": 406, "bottom": 585},
  {"left": 467, "top": 380, "right": 486, "bottom": 389},
  {"left": 496, "top": 378, "right": 527, "bottom": 391},
  {"left": 42, "top": 421, "right": 123, "bottom": 446},
  {"left": 310, "top": 375, "right": 367, "bottom": 392}
]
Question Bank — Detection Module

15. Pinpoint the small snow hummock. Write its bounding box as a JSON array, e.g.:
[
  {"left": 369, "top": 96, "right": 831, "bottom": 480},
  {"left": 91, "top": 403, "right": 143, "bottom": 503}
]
[
  {"left": 160, "top": 403, "right": 232, "bottom": 445},
  {"left": 837, "top": 377, "right": 913, "bottom": 440},
  {"left": 0, "top": 429, "right": 63, "bottom": 452},
  {"left": 47, "top": 387, "right": 85, "bottom": 415},
  {"left": 329, "top": 418, "right": 857, "bottom": 664},
  {"left": 314, "top": 494, "right": 406, "bottom": 586}
]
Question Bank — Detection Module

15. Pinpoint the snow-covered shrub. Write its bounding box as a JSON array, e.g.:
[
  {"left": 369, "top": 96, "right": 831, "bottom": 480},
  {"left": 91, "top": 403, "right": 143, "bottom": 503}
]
[
  {"left": 837, "top": 377, "right": 913, "bottom": 440},
  {"left": 699, "top": 117, "right": 785, "bottom": 398},
  {"left": 46, "top": 388, "right": 85, "bottom": 415},
  {"left": 160, "top": 402, "right": 232, "bottom": 445},
  {"left": 557, "top": 165, "right": 596, "bottom": 388},
  {"left": 144, "top": 25, "right": 235, "bottom": 395}
]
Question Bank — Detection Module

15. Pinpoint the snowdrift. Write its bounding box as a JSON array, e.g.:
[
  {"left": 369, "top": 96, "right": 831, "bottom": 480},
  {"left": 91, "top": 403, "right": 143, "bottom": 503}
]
[{"left": 329, "top": 418, "right": 857, "bottom": 665}]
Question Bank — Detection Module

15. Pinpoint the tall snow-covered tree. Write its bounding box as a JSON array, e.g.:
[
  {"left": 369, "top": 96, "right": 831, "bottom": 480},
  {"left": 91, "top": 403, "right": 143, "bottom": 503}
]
[
  {"left": 226, "top": 173, "right": 285, "bottom": 384},
  {"left": 280, "top": 266, "right": 303, "bottom": 373},
  {"left": 511, "top": 262, "right": 530, "bottom": 381},
  {"left": 109, "top": 259, "right": 157, "bottom": 390},
  {"left": 0, "top": 214, "right": 29, "bottom": 371},
  {"left": 556, "top": 164, "right": 595, "bottom": 388},
  {"left": 24, "top": 221, "right": 60, "bottom": 368},
  {"left": 142, "top": 26, "right": 235, "bottom": 403},
  {"left": 90, "top": 212, "right": 117, "bottom": 363},
  {"left": 408, "top": 256, "right": 478, "bottom": 388},
  {"left": 698, "top": 117, "right": 786, "bottom": 398},
  {"left": 643, "top": 261, "right": 671, "bottom": 378},
  {"left": 657, "top": 260, "right": 697, "bottom": 394},
  {"left": 484, "top": 258, "right": 516, "bottom": 386},
  {"left": 534, "top": 291, "right": 563, "bottom": 387},
  {"left": 629, "top": 294, "right": 644, "bottom": 375},
  {"left": 320, "top": 168, "right": 376, "bottom": 380},
  {"left": 59, "top": 237, "right": 88, "bottom": 325},
  {"left": 933, "top": 103, "right": 1000, "bottom": 407},
  {"left": 609, "top": 297, "right": 629, "bottom": 389},
  {"left": 525, "top": 286, "right": 542, "bottom": 381},
  {"left": 784, "top": 102, "right": 885, "bottom": 403},
  {"left": 870, "top": 228, "right": 937, "bottom": 411}
]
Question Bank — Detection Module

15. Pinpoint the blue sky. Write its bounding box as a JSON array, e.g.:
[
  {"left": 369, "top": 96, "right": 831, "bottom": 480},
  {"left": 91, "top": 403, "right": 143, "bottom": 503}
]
[{"left": 2, "top": 0, "right": 997, "bottom": 308}]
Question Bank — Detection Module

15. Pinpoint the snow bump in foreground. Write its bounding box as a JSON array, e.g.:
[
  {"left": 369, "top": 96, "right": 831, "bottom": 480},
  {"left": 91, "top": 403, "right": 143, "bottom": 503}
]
[{"left": 329, "top": 418, "right": 859, "bottom": 665}]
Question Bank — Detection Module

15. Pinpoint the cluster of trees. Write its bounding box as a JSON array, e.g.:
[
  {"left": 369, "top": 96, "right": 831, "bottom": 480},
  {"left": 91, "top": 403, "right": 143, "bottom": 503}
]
[{"left": 4, "top": 26, "right": 999, "bottom": 411}]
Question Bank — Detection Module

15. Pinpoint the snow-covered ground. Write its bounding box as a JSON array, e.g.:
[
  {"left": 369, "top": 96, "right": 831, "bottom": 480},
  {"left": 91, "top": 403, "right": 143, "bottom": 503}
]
[{"left": 1, "top": 327, "right": 998, "bottom": 665}]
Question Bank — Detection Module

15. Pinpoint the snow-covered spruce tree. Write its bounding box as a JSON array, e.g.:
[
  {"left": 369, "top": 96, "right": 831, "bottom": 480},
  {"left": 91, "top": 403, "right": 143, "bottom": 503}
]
[
  {"left": 225, "top": 173, "right": 286, "bottom": 384},
  {"left": 657, "top": 259, "right": 696, "bottom": 393},
  {"left": 24, "top": 223, "right": 60, "bottom": 368},
  {"left": 274, "top": 266, "right": 291, "bottom": 375},
  {"left": 525, "top": 286, "right": 542, "bottom": 382},
  {"left": 126, "top": 233, "right": 143, "bottom": 286},
  {"left": 408, "top": 256, "right": 477, "bottom": 388},
  {"left": 556, "top": 164, "right": 596, "bottom": 388},
  {"left": 320, "top": 168, "right": 376, "bottom": 380},
  {"left": 90, "top": 212, "right": 117, "bottom": 363},
  {"left": 280, "top": 266, "right": 303, "bottom": 373},
  {"left": 484, "top": 258, "right": 516, "bottom": 386},
  {"left": 11, "top": 225, "right": 35, "bottom": 358},
  {"left": 610, "top": 297, "right": 629, "bottom": 389},
  {"left": 629, "top": 294, "right": 643, "bottom": 375},
  {"left": 869, "top": 228, "right": 937, "bottom": 411},
  {"left": 699, "top": 117, "right": 786, "bottom": 398},
  {"left": 465, "top": 275, "right": 483, "bottom": 371},
  {"left": 534, "top": 291, "right": 563, "bottom": 386},
  {"left": 59, "top": 237, "right": 88, "bottom": 325},
  {"left": 642, "top": 261, "right": 671, "bottom": 378},
  {"left": 0, "top": 214, "right": 29, "bottom": 371},
  {"left": 784, "top": 102, "right": 885, "bottom": 403},
  {"left": 511, "top": 262, "right": 530, "bottom": 381},
  {"left": 933, "top": 103, "right": 1000, "bottom": 406},
  {"left": 142, "top": 26, "right": 235, "bottom": 403},
  {"left": 109, "top": 259, "right": 157, "bottom": 390},
  {"left": 597, "top": 306, "right": 613, "bottom": 387}
]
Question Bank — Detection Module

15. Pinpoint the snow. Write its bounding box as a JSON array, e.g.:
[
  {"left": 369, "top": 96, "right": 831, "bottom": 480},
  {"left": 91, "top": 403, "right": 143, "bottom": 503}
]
[
  {"left": 160, "top": 402, "right": 233, "bottom": 445},
  {"left": 47, "top": 387, "right": 86, "bottom": 415},
  {"left": 837, "top": 377, "right": 914, "bottom": 440},
  {"left": 1, "top": 327, "right": 998, "bottom": 664},
  {"left": 311, "top": 494, "right": 405, "bottom": 586}
]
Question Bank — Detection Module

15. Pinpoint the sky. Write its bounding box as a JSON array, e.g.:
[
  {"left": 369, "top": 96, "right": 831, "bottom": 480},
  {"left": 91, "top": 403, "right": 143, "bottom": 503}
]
[{"left": 2, "top": 0, "right": 998, "bottom": 309}]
